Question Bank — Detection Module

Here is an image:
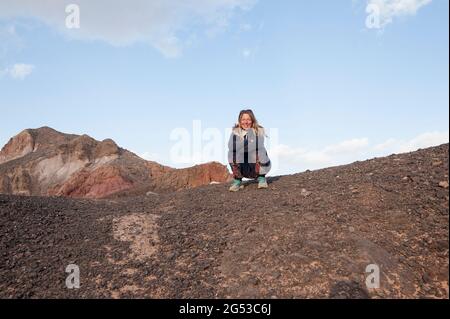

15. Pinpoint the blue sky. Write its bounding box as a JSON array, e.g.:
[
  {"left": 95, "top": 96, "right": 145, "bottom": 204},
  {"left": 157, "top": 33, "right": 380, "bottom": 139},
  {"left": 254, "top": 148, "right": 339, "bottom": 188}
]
[{"left": 0, "top": 0, "right": 448, "bottom": 175}]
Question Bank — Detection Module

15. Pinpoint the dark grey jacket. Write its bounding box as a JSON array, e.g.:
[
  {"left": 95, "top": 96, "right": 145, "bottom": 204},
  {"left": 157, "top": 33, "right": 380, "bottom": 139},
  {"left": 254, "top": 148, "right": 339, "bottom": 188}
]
[{"left": 227, "top": 127, "right": 271, "bottom": 175}]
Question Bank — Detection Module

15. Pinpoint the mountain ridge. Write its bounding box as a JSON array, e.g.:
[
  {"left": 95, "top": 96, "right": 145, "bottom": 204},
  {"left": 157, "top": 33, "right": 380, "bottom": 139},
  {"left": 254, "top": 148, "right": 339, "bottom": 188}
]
[{"left": 0, "top": 127, "right": 232, "bottom": 198}]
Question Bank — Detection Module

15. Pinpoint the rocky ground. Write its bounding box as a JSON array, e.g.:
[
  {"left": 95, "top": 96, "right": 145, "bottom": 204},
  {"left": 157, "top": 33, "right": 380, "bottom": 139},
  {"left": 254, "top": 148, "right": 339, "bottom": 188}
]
[{"left": 0, "top": 144, "right": 448, "bottom": 299}]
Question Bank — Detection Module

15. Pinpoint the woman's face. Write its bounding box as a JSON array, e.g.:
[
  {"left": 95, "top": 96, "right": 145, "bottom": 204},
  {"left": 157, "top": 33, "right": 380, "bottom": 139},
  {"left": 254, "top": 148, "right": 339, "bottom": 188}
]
[{"left": 240, "top": 113, "right": 253, "bottom": 130}]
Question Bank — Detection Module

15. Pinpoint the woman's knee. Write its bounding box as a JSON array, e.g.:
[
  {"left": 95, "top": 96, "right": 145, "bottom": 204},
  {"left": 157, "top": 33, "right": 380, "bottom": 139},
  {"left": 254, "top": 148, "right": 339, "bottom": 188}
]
[{"left": 259, "top": 162, "right": 271, "bottom": 175}]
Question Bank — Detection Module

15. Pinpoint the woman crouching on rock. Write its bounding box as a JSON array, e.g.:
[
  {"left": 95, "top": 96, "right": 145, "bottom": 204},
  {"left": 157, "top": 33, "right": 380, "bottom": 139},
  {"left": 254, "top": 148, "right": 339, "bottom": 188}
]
[{"left": 227, "top": 109, "right": 272, "bottom": 192}]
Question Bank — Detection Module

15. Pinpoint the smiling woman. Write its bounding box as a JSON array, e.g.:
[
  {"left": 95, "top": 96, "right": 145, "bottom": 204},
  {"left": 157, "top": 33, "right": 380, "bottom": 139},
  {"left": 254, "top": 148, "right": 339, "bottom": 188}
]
[{"left": 228, "top": 109, "right": 272, "bottom": 192}]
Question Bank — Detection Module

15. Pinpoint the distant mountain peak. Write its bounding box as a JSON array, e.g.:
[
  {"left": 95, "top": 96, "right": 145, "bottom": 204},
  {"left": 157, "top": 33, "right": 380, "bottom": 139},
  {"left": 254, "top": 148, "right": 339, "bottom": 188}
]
[{"left": 0, "top": 127, "right": 231, "bottom": 198}]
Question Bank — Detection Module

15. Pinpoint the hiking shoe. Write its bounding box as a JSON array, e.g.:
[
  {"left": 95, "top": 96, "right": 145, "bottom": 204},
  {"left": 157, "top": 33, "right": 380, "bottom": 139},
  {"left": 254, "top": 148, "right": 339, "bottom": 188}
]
[
  {"left": 257, "top": 176, "right": 268, "bottom": 189},
  {"left": 229, "top": 179, "right": 243, "bottom": 192}
]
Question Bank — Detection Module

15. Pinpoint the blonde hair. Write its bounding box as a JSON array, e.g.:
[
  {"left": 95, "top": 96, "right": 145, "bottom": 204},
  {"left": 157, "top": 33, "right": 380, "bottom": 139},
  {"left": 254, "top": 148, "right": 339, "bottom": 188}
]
[{"left": 233, "top": 109, "right": 266, "bottom": 136}]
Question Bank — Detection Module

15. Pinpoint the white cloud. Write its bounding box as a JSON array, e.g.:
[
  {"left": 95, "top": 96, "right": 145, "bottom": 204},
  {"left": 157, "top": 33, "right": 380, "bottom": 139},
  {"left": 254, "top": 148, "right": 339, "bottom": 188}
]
[
  {"left": 367, "top": 0, "right": 432, "bottom": 28},
  {"left": 398, "top": 131, "right": 449, "bottom": 152},
  {"left": 0, "top": 0, "right": 257, "bottom": 58},
  {"left": 9, "top": 63, "right": 34, "bottom": 79},
  {"left": 1, "top": 63, "right": 35, "bottom": 80},
  {"left": 270, "top": 138, "right": 369, "bottom": 173},
  {"left": 271, "top": 144, "right": 336, "bottom": 167},
  {"left": 373, "top": 137, "right": 397, "bottom": 151},
  {"left": 270, "top": 131, "right": 448, "bottom": 175},
  {"left": 373, "top": 131, "right": 449, "bottom": 154}
]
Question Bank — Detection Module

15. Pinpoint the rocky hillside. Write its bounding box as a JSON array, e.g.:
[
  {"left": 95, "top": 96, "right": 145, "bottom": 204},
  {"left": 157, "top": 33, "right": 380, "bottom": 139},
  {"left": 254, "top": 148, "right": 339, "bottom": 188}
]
[
  {"left": 0, "top": 143, "right": 448, "bottom": 298},
  {"left": 0, "top": 127, "right": 231, "bottom": 198}
]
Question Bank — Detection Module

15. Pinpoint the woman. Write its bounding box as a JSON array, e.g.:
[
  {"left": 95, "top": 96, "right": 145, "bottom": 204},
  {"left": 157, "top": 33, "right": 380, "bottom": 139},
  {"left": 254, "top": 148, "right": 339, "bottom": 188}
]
[{"left": 227, "top": 109, "right": 272, "bottom": 192}]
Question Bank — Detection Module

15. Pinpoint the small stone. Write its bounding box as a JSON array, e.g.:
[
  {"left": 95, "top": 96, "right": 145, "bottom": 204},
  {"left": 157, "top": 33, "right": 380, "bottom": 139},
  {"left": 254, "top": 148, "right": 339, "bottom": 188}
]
[
  {"left": 438, "top": 181, "right": 449, "bottom": 189},
  {"left": 402, "top": 175, "right": 414, "bottom": 182},
  {"left": 246, "top": 227, "right": 256, "bottom": 234},
  {"left": 300, "top": 189, "right": 312, "bottom": 197}
]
